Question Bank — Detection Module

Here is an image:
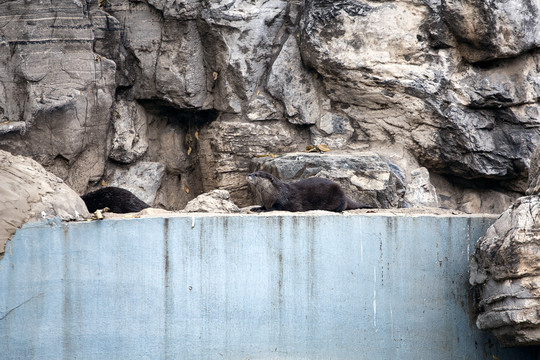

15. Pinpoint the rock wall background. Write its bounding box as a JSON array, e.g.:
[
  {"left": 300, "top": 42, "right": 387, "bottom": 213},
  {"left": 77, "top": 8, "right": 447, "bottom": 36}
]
[{"left": 1, "top": 0, "right": 539, "bottom": 212}]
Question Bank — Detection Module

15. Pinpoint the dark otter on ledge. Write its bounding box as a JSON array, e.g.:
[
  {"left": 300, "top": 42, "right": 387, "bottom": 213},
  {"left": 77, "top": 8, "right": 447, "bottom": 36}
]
[
  {"left": 81, "top": 187, "right": 150, "bottom": 213},
  {"left": 246, "top": 171, "right": 372, "bottom": 212}
]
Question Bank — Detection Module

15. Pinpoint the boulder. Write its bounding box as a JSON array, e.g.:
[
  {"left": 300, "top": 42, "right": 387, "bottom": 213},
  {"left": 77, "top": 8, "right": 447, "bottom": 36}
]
[
  {"left": 471, "top": 146, "right": 540, "bottom": 345},
  {"left": 0, "top": 150, "right": 88, "bottom": 259},
  {"left": 182, "top": 190, "right": 240, "bottom": 213}
]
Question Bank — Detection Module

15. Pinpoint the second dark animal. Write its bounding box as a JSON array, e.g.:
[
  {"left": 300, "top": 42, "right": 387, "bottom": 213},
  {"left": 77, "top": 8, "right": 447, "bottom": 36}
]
[
  {"left": 81, "top": 187, "right": 150, "bottom": 213},
  {"left": 246, "top": 171, "right": 372, "bottom": 212}
]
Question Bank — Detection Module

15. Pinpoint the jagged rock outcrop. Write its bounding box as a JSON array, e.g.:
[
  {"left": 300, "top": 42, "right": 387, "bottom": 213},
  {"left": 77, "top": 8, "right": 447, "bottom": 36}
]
[
  {"left": 300, "top": 0, "right": 540, "bottom": 182},
  {"left": 1, "top": 0, "right": 539, "bottom": 213},
  {"left": 0, "top": 150, "right": 89, "bottom": 259},
  {"left": 441, "top": 0, "right": 540, "bottom": 62},
  {"left": 0, "top": 0, "right": 116, "bottom": 194},
  {"left": 470, "top": 196, "right": 540, "bottom": 346},
  {"left": 470, "top": 145, "right": 540, "bottom": 346}
]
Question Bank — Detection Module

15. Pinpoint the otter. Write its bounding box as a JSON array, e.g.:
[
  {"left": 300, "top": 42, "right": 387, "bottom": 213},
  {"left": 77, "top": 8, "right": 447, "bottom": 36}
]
[
  {"left": 81, "top": 187, "right": 150, "bottom": 213},
  {"left": 246, "top": 171, "right": 372, "bottom": 212}
]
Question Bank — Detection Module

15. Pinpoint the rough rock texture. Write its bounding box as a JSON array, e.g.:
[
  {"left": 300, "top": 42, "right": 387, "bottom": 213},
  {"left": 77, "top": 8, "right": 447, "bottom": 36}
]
[
  {"left": 250, "top": 152, "right": 405, "bottom": 208},
  {"left": 198, "top": 115, "right": 309, "bottom": 203},
  {"left": 1, "top": 0, "right": 539, "bottom": 213},
  {"left": 0, "top": 150, "right": 89, "bottom": 259},
  {"left": 527, "top": 145, "right": 540, "bottom": 196},
  {"left": 0, "top": 0, "right": 116, "bottom": 194},
  {"left": 300, "top": 0, "right": 540, "bottom": 182},
  {"left": 470, "top": 196, "right": 540, "bottom": 346},
  {"left": 442, "top": 0, "right": 540, "bottom": 62},
  {"left": 109, "top": 99, "right": 149, "bottom": 164},
  {"left": 182, "top": 190, "right": 240, "bottom": 214},
  {"left": 105, "top": 161, "right": 166, "bottom": 205},
  {"left": 471, "top": 146, "right": 540, "bottom": 346},
  {"left": 403, "top": 167, "right": 439, "bottom": 208}
]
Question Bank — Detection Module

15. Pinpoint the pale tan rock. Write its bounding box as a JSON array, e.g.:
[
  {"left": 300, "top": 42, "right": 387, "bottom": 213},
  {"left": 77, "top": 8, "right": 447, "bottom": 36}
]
[
  {"left": 182, "top": 190, "right": 240, "bottom": 213},
  {"left": 470, "top": 196, "right": 540, "bottom": 346},
  {"left": 0, "top": 150, "right": 89, "bottom": 259}
]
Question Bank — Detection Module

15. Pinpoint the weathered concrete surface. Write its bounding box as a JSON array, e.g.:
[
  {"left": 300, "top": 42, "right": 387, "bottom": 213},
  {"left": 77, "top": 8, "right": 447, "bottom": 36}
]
[{"left": 1, "top": 213, "right": 538, "bottom": 359}]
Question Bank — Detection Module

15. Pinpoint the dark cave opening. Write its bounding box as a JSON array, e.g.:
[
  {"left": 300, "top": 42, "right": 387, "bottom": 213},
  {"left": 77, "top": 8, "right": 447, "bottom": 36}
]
[
  {"left": 137, "top": 100, "right": 219, "bottom": 127},
  {"left": 140, "top": 101, "right": 219, "bottom": 210},
  {"left": 101, "top": 99, "right": 221, "bottom": 210}
]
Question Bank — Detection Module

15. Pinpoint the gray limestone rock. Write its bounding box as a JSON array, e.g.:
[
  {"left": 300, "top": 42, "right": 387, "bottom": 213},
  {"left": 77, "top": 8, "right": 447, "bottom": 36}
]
[
  {"left": 430, "top": 174, "right": 518, "bottom": 214},
  {"left": 527, "top": 145, "right": 540, "bottom": 196},
  {"left": 470, "top": 196, "right": 540, "bottom": 346},
  {"left": 246, "top": 93, "right": 282, "bottom": 121},
  {"left": 199, "top": 0, "right": 289, "bottom": 112},
  {"left": 0, "top": 0, "right": 116, "bottom": 194},
  {"left": 109, "top": 99, "right": 149, "bottom": 164},
  {"left": 0, "top": 150, "right": 89, "bottom": 259},
  {"left": 105, "top": 162, "right": 166, "bottom": 206},
  {"left": 198, "top": 114, "right": 309, "bottom": 206},
  {"left": 403, "top": 167, "right": 439, "bottom": 208},
  {"left": 267, "top": 36, "right": 320, "bottom": 125},
  {"left": 300, "top": 0, "right": 540, "bottom": 182},
  {"left": 311, "top": 111, "right": 355, "bottom": 149},
  {"left": 442, "top": 0, "right": 540, "bottom": 62},
  {"left": 182, "top": 190, "right": 240, "bottom": 213}
]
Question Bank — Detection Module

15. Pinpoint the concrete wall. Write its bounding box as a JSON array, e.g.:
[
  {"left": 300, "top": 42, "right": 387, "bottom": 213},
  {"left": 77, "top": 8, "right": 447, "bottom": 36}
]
[{"left": 1, "top": 213, "right": 539, "bottom": 359}]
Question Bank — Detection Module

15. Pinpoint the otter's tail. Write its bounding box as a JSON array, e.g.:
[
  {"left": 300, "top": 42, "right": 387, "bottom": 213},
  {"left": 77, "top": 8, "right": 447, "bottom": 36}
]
[{"left": 345, "top": 198, "right": 373, "bottom": 210}]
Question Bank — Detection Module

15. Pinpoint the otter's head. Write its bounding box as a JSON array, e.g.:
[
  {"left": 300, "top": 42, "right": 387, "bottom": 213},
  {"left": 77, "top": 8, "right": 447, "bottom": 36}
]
[
  {"left": 246, "top": 171, "right": 281, "bottom": 209},
  {"left": 246, "top": 171, "right": 279, "bottom": 185}
]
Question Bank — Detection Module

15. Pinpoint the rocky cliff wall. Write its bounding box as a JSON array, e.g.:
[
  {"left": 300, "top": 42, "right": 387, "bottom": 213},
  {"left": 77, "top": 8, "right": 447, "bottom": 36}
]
[{"left": 1, "top": 0, "right": 539, "bottom": 212}]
